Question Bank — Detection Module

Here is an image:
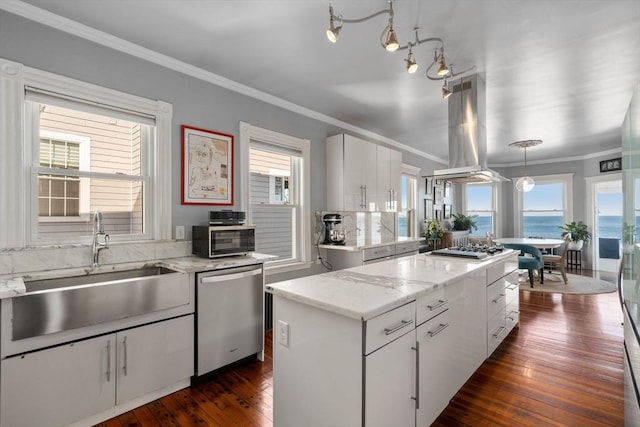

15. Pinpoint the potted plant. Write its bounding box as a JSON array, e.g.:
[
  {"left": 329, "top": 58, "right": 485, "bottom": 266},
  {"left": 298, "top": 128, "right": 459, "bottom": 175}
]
[
  {"left": 451, "top": 213, "right": 478, "bottom": 233},
  {"left": 424, "top": 218, "right": 444, "bottom": 239},
  {"left": 559, "top": 220, "right": 591, "bottom": 250}
]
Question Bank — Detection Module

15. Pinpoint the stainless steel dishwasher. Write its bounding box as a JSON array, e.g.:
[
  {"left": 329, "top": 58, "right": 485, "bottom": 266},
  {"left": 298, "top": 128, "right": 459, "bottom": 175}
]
[{"left": 196, "top": 264, "right": 264, "bottom": 376}]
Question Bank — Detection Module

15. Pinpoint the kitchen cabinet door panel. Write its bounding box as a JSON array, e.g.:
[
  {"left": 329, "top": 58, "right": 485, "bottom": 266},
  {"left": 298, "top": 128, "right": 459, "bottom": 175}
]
[
  {"left": 1, "top": 334, "right": 116, "bottom": 427},
  {"left": 116, "top": 315, "right": 193, "bottom": 404},
  {"left": 365, "top": 331, "right": 416, "bottom": 427}
]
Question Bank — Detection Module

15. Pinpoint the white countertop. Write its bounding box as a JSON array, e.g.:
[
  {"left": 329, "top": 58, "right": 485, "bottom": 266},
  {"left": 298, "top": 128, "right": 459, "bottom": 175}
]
[
  {"left": 0, "top": 253, "right": 276, "bottom": 299},
  {"left": 267, "top": 249, "right": 517, "bottom": 321}
]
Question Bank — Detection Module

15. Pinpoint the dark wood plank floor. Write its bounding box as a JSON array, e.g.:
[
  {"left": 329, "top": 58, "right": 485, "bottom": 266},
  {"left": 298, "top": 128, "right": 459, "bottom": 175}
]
[{"left": 97, "top": 270, "right": 624, "bottom": 427}]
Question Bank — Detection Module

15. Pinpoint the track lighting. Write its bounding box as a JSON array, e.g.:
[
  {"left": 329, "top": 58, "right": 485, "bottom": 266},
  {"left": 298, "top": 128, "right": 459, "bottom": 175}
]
[
  {"left": 405, "top": 45, "right": 418, "bottom": 73},
  {"left": 325, "top": 1, "right": 475, "bottom": 98},
  {"left": 509, "top": 140, "right": 543, "bottom": 192}
]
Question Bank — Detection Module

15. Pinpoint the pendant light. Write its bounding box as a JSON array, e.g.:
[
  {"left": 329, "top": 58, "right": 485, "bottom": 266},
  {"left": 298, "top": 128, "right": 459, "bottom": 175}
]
[{"left": 509, "top": 140, "right": 542, "bottom": 192}]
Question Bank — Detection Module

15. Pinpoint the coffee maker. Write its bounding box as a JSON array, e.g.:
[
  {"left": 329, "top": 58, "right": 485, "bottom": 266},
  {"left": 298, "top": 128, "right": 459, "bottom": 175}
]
[{"left": 323, "top": 213, "right": 346, "bottom": 245}]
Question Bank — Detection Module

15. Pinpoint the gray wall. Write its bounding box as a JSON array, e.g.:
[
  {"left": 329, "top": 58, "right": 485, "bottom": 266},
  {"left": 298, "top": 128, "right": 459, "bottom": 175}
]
[{"left": 0, "top": 11, "right": 444, "bottom": 282}]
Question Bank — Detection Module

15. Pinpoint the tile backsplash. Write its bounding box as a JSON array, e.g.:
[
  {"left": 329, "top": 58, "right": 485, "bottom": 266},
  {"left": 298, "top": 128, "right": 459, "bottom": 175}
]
[{"left": 318, "top": 211, "right": 397, "bottom": 246}]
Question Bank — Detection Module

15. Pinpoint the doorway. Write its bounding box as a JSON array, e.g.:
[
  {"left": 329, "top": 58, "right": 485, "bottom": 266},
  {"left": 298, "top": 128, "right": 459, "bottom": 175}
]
[{"left": 587, "top": 174, "right": 622, "bottom": 272}]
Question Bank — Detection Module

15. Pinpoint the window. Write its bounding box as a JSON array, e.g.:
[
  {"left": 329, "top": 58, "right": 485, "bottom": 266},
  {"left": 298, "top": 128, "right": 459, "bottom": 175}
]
[
  {"left": 240, "top": 123, "right": 310, "bottom": 272},
  {"left": 514, "top": 174, "right": 573, "bottom": 238},
  {"left": 0, "top": 59, "right": 172, "bottom": 248},
  {"left": 464, "top": 184, "right": 495, "bottom": 237},
  {"left": 398, "top": 165, "right": 420, "bottom": 238}
]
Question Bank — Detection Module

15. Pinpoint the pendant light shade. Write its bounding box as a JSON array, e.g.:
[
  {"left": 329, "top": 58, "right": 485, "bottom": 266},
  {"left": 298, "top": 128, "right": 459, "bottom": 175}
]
[
  {"left": 509, "top": 139, "right": 542, "bottom": 192},
  {"left": 384, "top": 26, "right": 399, "bottom": 51}
]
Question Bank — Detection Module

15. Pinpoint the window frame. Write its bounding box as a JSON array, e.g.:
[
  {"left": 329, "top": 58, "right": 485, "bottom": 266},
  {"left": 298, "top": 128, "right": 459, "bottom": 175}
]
[
  {"left": 0, "top": 58, "right": 172, "bottom": 248},
  {"left": 462, "top": 182, "right": 500, "bottom": 238},
  {"left": 399, "top": 164, "right": 420, "bottom": 239},
  {"left": 239, "top": 122, "right": 311, "bottom": 274},
  {"left": 513, "top": 173, "right": 574, "bottom": 237}
]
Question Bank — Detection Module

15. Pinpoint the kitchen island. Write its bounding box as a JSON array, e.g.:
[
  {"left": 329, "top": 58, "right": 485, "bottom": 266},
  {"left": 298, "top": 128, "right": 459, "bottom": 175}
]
[{"left": 267, "top": 249, "right": 519, "bottom": 427}]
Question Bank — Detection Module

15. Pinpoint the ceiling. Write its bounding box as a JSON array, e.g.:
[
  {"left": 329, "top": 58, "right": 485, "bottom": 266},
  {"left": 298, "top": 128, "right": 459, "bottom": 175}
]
[{"left": 11, "top": 0, "right": 640, "bottom": 165}]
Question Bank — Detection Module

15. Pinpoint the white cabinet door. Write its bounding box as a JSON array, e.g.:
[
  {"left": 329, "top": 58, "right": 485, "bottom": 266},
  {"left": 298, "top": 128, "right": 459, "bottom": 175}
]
[
  {"left": 116, "top": 315, "right": 193, "bottom": 404},
  {"left": 365, "top": 331, "right": 416, "bottom": 427},
  {"left": 1, "top": 333, "right": 116, "bottom": 427},
  {"left": 416, "top": 310, "right": 456, "bottom": 427},
  {"left": 343, "top": 135, "right": 377, "bottom": 211},
  {"left": 376, "top": 146, "right": 402, "bottom": 212}
]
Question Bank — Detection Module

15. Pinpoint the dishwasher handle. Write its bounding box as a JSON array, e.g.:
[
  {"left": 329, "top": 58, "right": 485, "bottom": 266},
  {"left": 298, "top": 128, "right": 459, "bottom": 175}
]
[{"left": 200, "top": 268, "right": 262, "bottom": 284}]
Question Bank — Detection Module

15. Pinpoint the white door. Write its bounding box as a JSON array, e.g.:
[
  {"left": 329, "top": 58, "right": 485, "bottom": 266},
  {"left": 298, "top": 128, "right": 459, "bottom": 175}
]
[
  {"left": 1, "top": 334, "right": 116, "bottom": 427},
  {"left": 116, "top": 315, "right": 194, "bottom": 404},
  {"left": 589, "top": 176, "right": 623, "bottom": 272},
  {"left": 364, "top": 331, "right": 416, "bottom": 427}
]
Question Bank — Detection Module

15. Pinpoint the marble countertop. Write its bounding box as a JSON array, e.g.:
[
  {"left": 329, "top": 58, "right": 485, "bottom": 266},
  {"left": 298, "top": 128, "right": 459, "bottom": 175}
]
[
  {"left": 319, "top": 237, "right": 420, "bottom": 251},
  {"left": 267, "top": 249, "right": 517, "bottom": 321},
  {"left": 0, "top": 253, "right": 276, "bottom": 300}
]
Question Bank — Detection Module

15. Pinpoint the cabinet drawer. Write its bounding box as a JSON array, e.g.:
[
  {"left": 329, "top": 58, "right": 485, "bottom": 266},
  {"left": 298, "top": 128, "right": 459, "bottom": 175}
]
[
  {"left": 487, "top": 281, "right": 507, "bottom": 320},
  {"left": 506, "top": 302, "right": 519, "bottom": 332},
  {"left": 395, "top": 241, "right": 419, "bottom": 256},
  {"left": 365, "top": 301, "right": 415, "bottom": 355},
  {"left": 416, "top": 288, "right": 448, "bottom": 326},
  {"left": 487, "top": 308, "right": 507, "bottom": 356},
  {"left": 505, "top": 275, "right": 519, "bottom": 305},
  {"left": 363, "top": 245, "right": 395, "bottom": 262},
  {"left": 487, "top": 261, "right": 505, "bottom": 285}
]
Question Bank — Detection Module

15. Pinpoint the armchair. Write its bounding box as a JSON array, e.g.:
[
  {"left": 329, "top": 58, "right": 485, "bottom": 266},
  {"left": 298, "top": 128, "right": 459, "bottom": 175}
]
[{"left": 502, "top": 243, "right": 544, "bottom": 288}]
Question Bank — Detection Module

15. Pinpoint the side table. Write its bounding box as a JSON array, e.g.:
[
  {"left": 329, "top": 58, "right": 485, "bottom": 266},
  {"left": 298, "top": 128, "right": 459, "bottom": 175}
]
[{"left": 567, "top": 249, "right": 582, "bottom": 271}]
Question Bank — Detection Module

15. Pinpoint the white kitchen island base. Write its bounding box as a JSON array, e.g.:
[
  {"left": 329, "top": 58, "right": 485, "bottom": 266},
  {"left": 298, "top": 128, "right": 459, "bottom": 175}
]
[{"left": 268, "top": 251, "right": 519, "bottom": 427}]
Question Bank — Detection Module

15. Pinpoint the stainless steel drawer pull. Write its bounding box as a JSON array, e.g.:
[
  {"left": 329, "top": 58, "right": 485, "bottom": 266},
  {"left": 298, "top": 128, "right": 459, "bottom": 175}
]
[
  {"left": 106, "top": 340, "right": 111, "bottom": 382},
  {"left": 426, "top": 299, "right": 447, "bottom": 311},
  {"left": 492, "top": 293, "right": 506, "bottom": 304},
  {"left": 506, "top": 283, "right": 518, "bottom": 291},
  {"left": 492, "top": 326, "right": 506, "bottom": 339},
  {"left": 122, "top": 336, "right": 128, "bottom": 376},
  {"left": 427, "top": 322, "right": 450, "bottom": 337},
  {"left": 507, "top": 310, "right": 520, "bottom": 321},
  {"left": 383, "top": 319, "right": 413, "bottom": 335},
  {"left": 411, "top": 341, "right": 420, "bottom": 409}
]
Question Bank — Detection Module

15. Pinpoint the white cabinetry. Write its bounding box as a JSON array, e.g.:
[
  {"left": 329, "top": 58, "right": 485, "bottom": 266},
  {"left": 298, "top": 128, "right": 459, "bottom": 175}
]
[
  {"left": 0, "top": 315, "right": 193, "bottom": 427},
  {"left": 486, "top": 262, "right": 519, "bottom": 356},
  {"left": 327, "top": 134, "right": 401, "bottom": 212}
]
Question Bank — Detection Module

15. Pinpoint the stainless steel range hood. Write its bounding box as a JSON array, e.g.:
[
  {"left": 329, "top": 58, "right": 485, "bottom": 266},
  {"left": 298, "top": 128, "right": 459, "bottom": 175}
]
[{"left": 432, "top": 74, "right": 508, "bottom": 183}]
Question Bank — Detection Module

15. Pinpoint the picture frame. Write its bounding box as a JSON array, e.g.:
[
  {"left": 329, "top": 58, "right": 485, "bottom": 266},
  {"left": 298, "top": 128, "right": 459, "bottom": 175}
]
[
  {"left": 599, "top": 157, "right": 622, "bottom": 173},
  {"left": 444, "top": 181, "right": 451, "bottom": 198},
  {"left": 434, "top": 188, "right": 444, "bottom": 205},
  {"left": 425, "top": 177, "right": 433, "bottom": 197},
  {"left": 181, "top": 125, "right": 234, "bottom": 205},
  {"left": 424, "top": 199, "right": 434, "bottom": 220},
  {"left": 444, "top": 204, "right": 452, "bottom": 219}
]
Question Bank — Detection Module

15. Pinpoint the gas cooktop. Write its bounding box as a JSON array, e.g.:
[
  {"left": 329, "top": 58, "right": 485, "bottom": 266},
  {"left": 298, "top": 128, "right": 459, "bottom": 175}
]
[{"left": 430, "top": 245, "right": 504, "bottom": 260}]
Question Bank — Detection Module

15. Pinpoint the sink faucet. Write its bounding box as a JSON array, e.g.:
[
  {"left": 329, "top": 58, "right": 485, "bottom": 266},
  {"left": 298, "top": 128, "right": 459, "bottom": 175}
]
[{"left": 92, "top": 210, "right": 109, "bottom": 267}]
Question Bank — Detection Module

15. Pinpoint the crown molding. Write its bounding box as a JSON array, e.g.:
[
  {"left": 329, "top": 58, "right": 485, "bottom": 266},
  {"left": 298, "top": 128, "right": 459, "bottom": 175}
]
[{"left": 489, "top": 147, "right": 622, "bottom": 168}]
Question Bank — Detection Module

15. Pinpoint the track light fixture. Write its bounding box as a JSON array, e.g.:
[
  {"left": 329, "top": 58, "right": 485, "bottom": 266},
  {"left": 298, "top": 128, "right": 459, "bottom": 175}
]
[
  {"left": 326, "top": 1, "right": 475, "bottom": 99},
  {"left": 509, "top": 140, "right": 543, "bottom": 192}
]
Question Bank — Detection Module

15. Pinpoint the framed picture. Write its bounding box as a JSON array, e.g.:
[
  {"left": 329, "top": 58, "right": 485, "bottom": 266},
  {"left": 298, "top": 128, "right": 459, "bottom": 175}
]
[
  {"left": 444, "top": 181, "right": 451, "bottom": 198},
  {"left": 425, "top": 177, "right": 433, "bottom": 197},
  {"left": 424, "top": 199, "right": 434, "bottom": 220},
  {"left": 444, "top": 204, "right": 452, "bottom": 219},
  {"left": 434, "top": 188, "right": 444, "bottom": 205},
  {"left": 599, "top": 157, "right": 621, "bottom": 173},
  {"left": 181, "top": 125, "right": 234, "bottom": 205}
]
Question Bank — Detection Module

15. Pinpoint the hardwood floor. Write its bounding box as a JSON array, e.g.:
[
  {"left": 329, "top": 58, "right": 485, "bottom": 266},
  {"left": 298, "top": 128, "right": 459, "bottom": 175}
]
[{"left": 97, "top": 270, "right": 624, "bottom": 427}]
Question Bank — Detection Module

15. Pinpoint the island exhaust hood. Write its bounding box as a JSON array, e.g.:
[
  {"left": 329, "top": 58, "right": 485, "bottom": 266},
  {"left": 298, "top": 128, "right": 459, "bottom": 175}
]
[{"left": 432, "top": 74, "right": 508, "bottom": 183}]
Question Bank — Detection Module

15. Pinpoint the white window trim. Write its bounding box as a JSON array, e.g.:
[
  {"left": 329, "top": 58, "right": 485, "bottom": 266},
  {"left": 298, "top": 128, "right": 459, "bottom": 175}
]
[
  {"left": 239, "top": 122, "right": 311, "bottom": 274},
  {"left": 513, "top": 173, "right": 574, "bottom": 236},
  {"left": 37, "top": 130, "right": 91, "bottom": 223},
  {"left": 0, "top": 58, "right": 172, "bottom": 249},
  {"left": 461, "top": 183, "right": 502, "bottom": 238},
  {"left": 401, "top": 164, "right": 420, "bottom": 238}
]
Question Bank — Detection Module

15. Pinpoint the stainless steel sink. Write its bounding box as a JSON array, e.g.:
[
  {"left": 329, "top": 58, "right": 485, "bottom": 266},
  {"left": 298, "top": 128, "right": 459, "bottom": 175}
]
[{"left": 13, "top": 266, "right": 190, "bottom": 341}]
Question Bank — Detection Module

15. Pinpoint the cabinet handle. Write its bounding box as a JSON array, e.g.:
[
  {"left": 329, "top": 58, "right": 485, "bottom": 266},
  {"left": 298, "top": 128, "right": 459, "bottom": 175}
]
[
  {"left": 492, "top": 326, "right": 506, "bottom": 339},
  {"left": 411, "top": 341, "right": 420, "bottom": 409},
  {"left": 106, "top": 340, "right": 111, "bottom": 382},
  {"left": 492, "top": 293, "right": 505, "bottom": 304},
  {"left": 383, "top": 319, "right": 413, "bottom": 335},
  {"left": 507, "top": 311, "right": 520, "bottom": 321},
  {"left": 427, "top": 322, "right": 450, "bottom": 337},
  {"left": 360, "top": 185, "right": 365, "bottom": 208},
  {"left": 426, "top": 299, "right": 447, "bottom": 311},
  {"left": 122, "top": 336, "right": 128, "bottom": 376},
  {"left": 506, "top": 283, "right": 518, "bottom": 291},
  {"left": 363, "top": 185, "right": 367, "bottom": 209}
]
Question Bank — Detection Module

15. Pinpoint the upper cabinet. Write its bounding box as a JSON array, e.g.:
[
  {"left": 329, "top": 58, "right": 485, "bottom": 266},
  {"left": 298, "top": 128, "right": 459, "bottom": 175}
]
[{"left": 327, "top": 134, "right": 402, "bottom": 212}]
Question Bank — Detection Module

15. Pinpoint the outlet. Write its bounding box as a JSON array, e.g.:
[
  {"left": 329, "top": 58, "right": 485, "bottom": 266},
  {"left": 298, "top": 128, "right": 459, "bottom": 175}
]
[
  {"left": 175, "top": 226, "right": 185, "bottom": 240},
  {"left": 278, "top": 320, "right": 289, "bottom": 347}
]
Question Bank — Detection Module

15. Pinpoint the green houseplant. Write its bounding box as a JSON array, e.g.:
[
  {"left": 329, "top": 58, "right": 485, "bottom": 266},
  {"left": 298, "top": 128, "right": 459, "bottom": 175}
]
[
  {"left": 559, "top": 220, "right": 591, "bottom": 250},
  {"left": 451, "top": 213, "right": 478, "bottom": 233},
  {"left": 424, "top": 219, "right": 444, "bottom": 239}
]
